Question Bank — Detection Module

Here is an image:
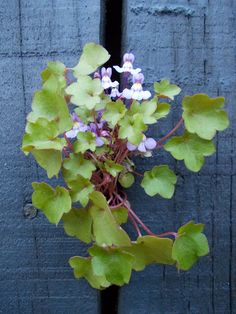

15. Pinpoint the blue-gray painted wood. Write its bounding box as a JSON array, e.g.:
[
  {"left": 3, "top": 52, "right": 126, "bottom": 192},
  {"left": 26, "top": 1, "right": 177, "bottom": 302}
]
[
  {"left": 0, "top": 0, "right": 101, "bottom": 313},
  {"left": 119, "top": 1, "right": 236, "bottom": 313}
]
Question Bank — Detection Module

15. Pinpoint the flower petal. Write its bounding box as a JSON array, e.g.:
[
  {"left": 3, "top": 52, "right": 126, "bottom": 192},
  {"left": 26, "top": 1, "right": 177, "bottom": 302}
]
[
  {"left": 113, "top": 65, "right": 124, "bottom": 73},
  {"left": 122, "top": 88, "right": 133, "bottom": 99},
  {"left": 145, "top": 138, "right": 156, "bottom": 150},
  {"left": 127, "top": 142, "right": 137, "bottom": 151},
  {"left": 142, "top": 90, "right": 152, "bottom": 100},
  {"left": 138, "top": 141, "right": 146, "bottom": 152}
]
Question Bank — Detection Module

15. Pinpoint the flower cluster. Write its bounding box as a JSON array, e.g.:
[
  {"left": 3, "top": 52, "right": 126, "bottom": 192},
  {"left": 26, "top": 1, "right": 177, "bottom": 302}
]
[{"left": 22, "top": 43, "right": 229, "bottom": 289}]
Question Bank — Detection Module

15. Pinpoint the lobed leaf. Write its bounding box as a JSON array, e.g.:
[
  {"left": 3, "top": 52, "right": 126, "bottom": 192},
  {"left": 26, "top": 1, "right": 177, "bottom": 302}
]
[
  {"left": 73, "top": 131, "right": 96, "bottom": 153},
  {"left": 164, "top": 131, "right": 215, "bottom": 172},
  {"left": 182, "top": 94, "right": 229, "bottom": 140},
  {"left": 172, "top": 221, "right": 209, "bottom": 270},
  {"left": 69, "top": 256, "right": 110, "bottom": 289},
  {"left": 62, "top": 153, "right": 96, "bottom": 182},
  {"left": 27, "top": 89, "right": 72, "bottom": 134},
  {"left": 73, "top": 43, "right": 110, "bottom": 76},
  {"left": 32, "top": 182, "right": 71, "bottom": 224},
  {"left": 63, "top": 208, "right": 92, "bottom": 243},
  {"left": 141, "top": 165, "right": 177, "bottom": 199},
  {"left": 104, "top": 160, "right": 124, "bottom": 177},
  {"left": 154, "top": 80, "right": 181, "bottom": 100},
  {"left": 124, "top": 236, "right": 174, "bottom": 271},
  {"left": 89, "top": 245, "right": 134, "bottom": 286},
  {"left": 67, "top": 175, "right": 94, "bottom": 207},
  {"left": 66, "top": 76, "right": 103, "bottom": 110},
  {"left": 118, "top": 113, "right": 147, "bottom": 145},
  {"left": 89, "top": 192, "right": 131, "bottom": 247},
  {"left": 103, "top": 100, "right": 127, "bottom": 127}
]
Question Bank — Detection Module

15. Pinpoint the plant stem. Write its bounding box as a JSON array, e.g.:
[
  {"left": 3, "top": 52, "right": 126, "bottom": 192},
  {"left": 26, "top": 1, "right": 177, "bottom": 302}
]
[
  {"left": 128, "top": 212, "right": 142, "bottom": 237},
  {"left": 156, "top": 117, "right": 184, "bottom": 145}
]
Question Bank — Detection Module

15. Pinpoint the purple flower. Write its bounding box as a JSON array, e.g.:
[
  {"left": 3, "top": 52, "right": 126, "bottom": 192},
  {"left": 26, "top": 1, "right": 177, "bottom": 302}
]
[
  {"left": 127, "top": 135, "right": 156, "bottom": 152},
  {"left": 88, "top": 122, "right": 106, "bottom": 147},
  {"left": 122, "top": 73, "right": 151, "bottom": 101},
  {"left": 101, "top": 67, "right": 119, "bottom": 89},
  {"left": 65, "top": 113, "right": 89, "bottom": 138},
  {"left": 113, "top": 53, "right": 141, "bottom": 75}
]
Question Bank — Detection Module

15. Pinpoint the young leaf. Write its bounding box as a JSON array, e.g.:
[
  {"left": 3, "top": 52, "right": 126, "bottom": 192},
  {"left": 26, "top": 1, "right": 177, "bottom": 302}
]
[
  {"left": 118, "top": 113, "right": 147, "bottom": 145},
  {"left": 102, "top": 100, "right": 127, "bottom": 127},
  {"left": 153, "top": 102, "right": 170, "bottom": 120},
  {"left": 63, "top": 208, "right": 92, "bottom": 243},
  {"left": 182, "top": 94, "right": 229, "bottom": 140},
  {"left": 118, "top": 172, "right": 135, "bottom": 188},
  {"left": 124, "top": 236, "right": 174, "bottom": 271},
  {"left": 41, "top": 61, "right": 66, "bottom": 93},
  {"left": 74, "top": 131, "right": 96, "bottom": 153},
  {"left": 62, "top": 153, "right": 96, "bottom": 181},
  {"left": 27, "top": 90, "right": 72, "bottom": 133},
  {"left": 104, "top": 160, "right": 124, "bottom": 177},
  {"left": 67, "top": 176, "right": 94, "bottom": 207},
  {"left": 89, "top": 192, "right": 131, "bottom": 247},
  {"left": 32, "top": 182, "right": 71, "bottom": 225},
  {"left": 89, "top": 245, "right": 134, "bottom": 286},
  {"left": 111, "top": 207, "right": 128, "bottom": 225},
  {"left": 66, "top": 76, "right": 103, "bottom": 110},
  {"left": 154, "top": 80, "right": 181, "bottom": 100},
  {"left": 141, "top": 165, "right": 177, "bottom": 198},
  {"left": 172, "top": 221, "right": 209, "bottom": 270},
  {"left": 69, "top": 256, "right": 111, "bottom": 289},
  {"left": 164, "top": 131, "right": 215, "bottom": 172},
  {"left": 139, "top": 99, "right": 158, "bottom": 124},
  {"left": 73, "top": 43, "right": 110, "bottom": 76}
]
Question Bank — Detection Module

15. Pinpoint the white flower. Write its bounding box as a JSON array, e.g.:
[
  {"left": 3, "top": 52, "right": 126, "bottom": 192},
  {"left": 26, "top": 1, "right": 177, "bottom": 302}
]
[
  {"left": 113, "top": 53, "right": 141, "bottom": 75},
  {"left": 101, "top": 67, "right": 118, "bottom": 89},
  {"left": 122, "top": 73, "right": 151, "bottom": 101}
]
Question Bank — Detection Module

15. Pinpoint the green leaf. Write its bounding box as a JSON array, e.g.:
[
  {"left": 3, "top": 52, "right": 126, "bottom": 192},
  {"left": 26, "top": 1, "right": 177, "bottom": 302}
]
[
  {"left": 32, "top": 149, "right": 62, "bottom": 178},
  {"left": 118, "top": 113, "right": 147, "bottom": 145},
  {"left": 139, "top": 99, "right": 158, "bottom": 124},
  {"left": 153, "top": 102, "right": 171, "bottom": 120},
  {"left": 89, "top": 191, "right": 131, "bottom": 247},
  {"left": 111, "top": 207, "right": 128, "bottom": 225},
  {"left": 124, "top": 236, "right": 174, "bottom": 271},
  {"left": 104, "top": 160, "right": 124, "bottom": 177},
  {"left": 67, "top": 176, "right": 94, "bottom": 207},
  {"left": 66, "top": 76, "right": 103, "bottom": 110},
  {"left": 32, "top": 182, "right": 71, "bottom": 224},
  {"left": 118, "top": 172, "right": 135, "bottom": 188},
  {"left": 62, "top": 153, "right": 96, "bottom": 181},
  {"left": 41, "top": 61, "right": 66, "bottom": 93},
  {"left": 154, "top": 80, "right": 181, "bottom": 100},
  {"left": 74, "top": 131, "right": 96, "bottom": 153},
  {"left": 22, "top": 118, "right": 65, "bottom": 153},
  {"left": 164, "top": 131, "right": 215, "bottom": 172},
  {"left": 103, "top": 100, "right": 127, "bottom": 127},
  {"left": 73, "top": 43, "right": 110, "bottom": 76},
  {"left": 172, "top": 221, "right": 209, "bottom": 270},
  {"left": 69, "top": 256, "right": 110, "bottom": 289},
  {"left": 63, "top": 208, "right": 92, "bottom": 243},
  {"left": 182, "top": 94, "right": 229, "bottom": 140},
  {"left": 141, "top": 165, "right": 177, "bottom": 198},
  {"left": 89, "top": 245, "right": 134, "bottom": 286},
  {"left": 27, "top": 90, "right": 72, "bottom": 133}
]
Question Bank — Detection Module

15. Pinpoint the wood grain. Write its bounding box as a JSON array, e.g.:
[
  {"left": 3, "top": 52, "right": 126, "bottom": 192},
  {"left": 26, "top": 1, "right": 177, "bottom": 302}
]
[{"left": 119, "top": 1, "right": 236, "bottom": 313}]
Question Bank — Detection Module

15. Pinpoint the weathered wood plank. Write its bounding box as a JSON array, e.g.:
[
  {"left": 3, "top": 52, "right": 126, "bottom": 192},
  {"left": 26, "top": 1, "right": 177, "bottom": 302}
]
[
  {"left": 0, "top": 0, "right": 101, "bottom": 313},
  {"left": 119, "top": 0, "right": 236, "bottom": 313}
]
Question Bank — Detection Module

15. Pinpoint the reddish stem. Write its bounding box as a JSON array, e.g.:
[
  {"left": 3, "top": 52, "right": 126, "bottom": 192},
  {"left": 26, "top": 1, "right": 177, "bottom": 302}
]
[
  {"left": 128, "top": 212, "right": 142, "bottom": 237},
  {"left": 156, "top": 117, "right": 184, "bottom": 145}
]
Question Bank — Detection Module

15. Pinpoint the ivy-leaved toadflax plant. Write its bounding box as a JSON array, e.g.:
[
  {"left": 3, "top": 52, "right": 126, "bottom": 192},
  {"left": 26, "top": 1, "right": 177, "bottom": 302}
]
[{"left": 22, "top": 43, "right": 229, "bottom": 289}]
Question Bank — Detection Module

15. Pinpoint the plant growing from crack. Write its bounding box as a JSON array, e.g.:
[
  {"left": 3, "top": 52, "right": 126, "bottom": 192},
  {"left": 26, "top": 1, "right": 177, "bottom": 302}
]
[{"left": 22, "top": 43, "right": 229, "bottom": 288}]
